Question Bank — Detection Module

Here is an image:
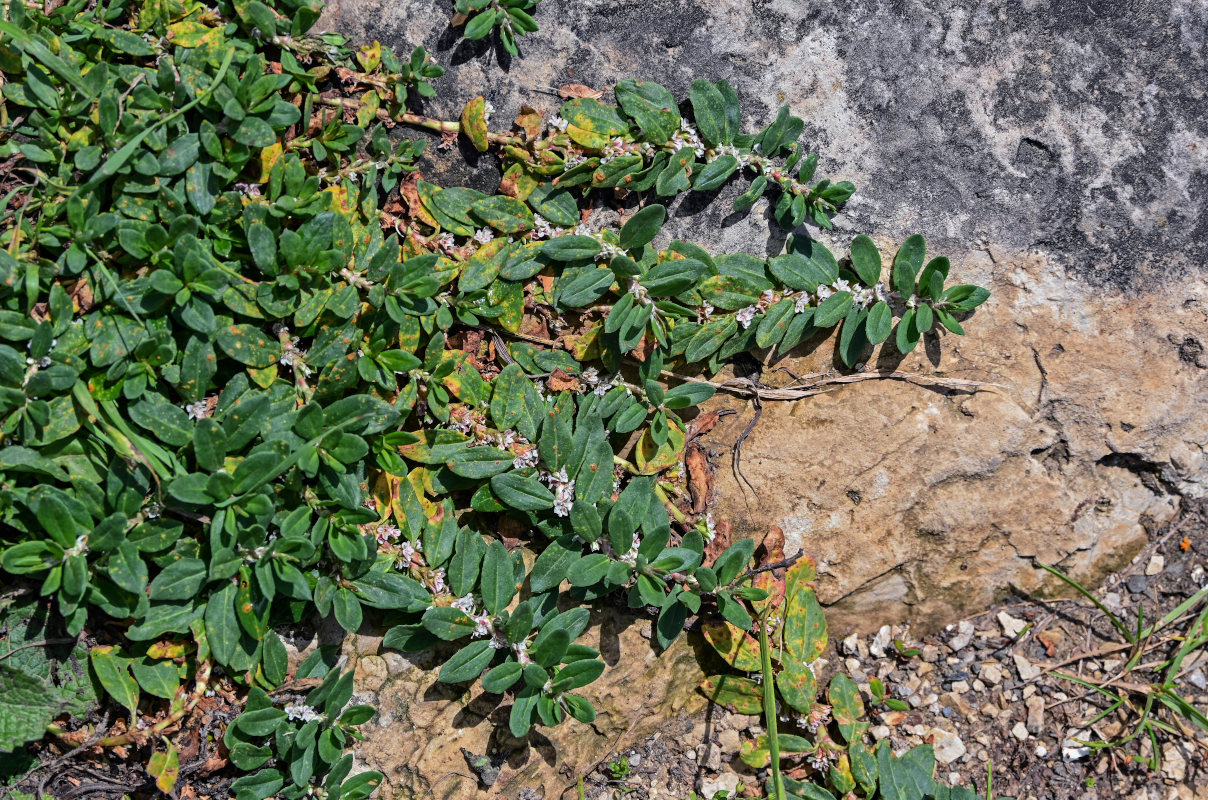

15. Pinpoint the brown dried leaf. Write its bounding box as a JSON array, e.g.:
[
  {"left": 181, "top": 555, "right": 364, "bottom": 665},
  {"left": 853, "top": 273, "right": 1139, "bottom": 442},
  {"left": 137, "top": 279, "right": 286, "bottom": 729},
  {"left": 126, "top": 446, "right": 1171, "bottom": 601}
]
[
  {"left": 685, "top": 442, "right": 713, "bottom": 514},
  {"left": 515, "top": 105, "right": 543, "bottom": 140},
  {"left": 71, "top": 278, "right": 94, "bottom": 313},
  {"left": 499, "top": 172, "right": 524, "bottom": 199},
  {"left": 546, "top": 368, "right": 579, "bottom": 393},
  {"left": 757, "top": 524, "right": 786, "bottom": 566},
  {"left": 703, "top": 519, "right": 733, "bottom": 566},
  {"left": 558, "top": 83, "right": 603, "bottom": 99},
  {"left": 687, "top": 409, "right": 721, "bottom": 439}
]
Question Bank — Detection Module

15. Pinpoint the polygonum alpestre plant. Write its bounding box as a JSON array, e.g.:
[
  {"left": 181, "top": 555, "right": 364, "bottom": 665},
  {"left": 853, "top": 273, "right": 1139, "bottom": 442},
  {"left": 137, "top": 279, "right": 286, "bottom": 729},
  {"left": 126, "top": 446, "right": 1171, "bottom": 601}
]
[{"left": 0, "top": 0, "right": 988, "bottom": 795}]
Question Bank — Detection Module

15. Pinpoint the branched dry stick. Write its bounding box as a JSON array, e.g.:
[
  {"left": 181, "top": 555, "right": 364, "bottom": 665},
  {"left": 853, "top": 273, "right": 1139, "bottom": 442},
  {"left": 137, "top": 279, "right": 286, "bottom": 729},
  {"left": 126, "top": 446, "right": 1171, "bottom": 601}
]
[{"left": 735, "top": 549, "right": 804, "bottom": 585}]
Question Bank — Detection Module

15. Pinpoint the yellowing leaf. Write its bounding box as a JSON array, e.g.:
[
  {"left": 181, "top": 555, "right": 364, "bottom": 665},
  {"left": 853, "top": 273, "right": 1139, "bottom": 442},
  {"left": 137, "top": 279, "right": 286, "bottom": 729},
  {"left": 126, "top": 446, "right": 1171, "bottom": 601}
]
[
  {"left": 460, "top": 96, "right": 490, "bottom": 153},
  {"left": 147, "top": 739, "right": 180, "bottom": 793},
  {"left": 257, "top": 141, "right": 283, "bottom": 182}
]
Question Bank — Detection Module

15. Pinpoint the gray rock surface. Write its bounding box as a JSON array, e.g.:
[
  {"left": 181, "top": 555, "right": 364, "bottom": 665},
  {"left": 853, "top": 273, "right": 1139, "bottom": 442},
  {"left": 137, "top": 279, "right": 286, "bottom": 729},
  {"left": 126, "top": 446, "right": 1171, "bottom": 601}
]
[
  {"left": 321, "top": 0, "right": 1208, "bottom": 288},
  {"left": 316, "top": 0, "right": 1208, "bottom": 626}
]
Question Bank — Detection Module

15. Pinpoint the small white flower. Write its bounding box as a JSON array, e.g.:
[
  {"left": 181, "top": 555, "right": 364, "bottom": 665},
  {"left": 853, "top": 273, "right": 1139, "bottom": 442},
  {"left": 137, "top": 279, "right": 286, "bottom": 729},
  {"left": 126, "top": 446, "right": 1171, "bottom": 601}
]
[
  {"left": 831, "top": 278, "right": 852, "bottom": 293},
  {"left": 285, "top": 702, "right": 323, "bottom": 723},
  {"left": 512, "top": 447, "right": 539, "bottom": 470},
  {"left": 437, "top": 233, "right": 457, "bottom": 254},
  {"left": 793, "top": 292, "right": 811, "bottom": 313},
  {"left": 596, "top": 240, "right": 623, "bottom": 262},
  {"left": 814, "top": 284, "right": 834, "bottom": 301},
  {"left": 735, "top": 305, "right": 758, "bottom": 329},
  {"left": 185, "top": 401, "right": 210, "bottom": 421},
  {"left": 473, "top": 227, "right": 495, "bottom": 244},
  {"left": 549, "top": 115, "right": 569, "bottom": 132}
]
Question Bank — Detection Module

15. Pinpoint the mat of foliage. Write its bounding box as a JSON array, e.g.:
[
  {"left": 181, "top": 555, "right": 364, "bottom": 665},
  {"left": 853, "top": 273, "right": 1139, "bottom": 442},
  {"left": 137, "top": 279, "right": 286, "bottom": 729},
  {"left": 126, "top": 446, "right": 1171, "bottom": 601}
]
[{"left": 0, "top": 0, "right": 987, "bottom": 797}]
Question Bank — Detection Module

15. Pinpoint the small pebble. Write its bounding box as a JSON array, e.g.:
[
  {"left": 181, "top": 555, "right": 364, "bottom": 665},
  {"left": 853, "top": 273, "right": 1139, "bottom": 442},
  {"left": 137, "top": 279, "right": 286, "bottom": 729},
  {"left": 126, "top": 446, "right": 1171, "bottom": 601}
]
[
  {"left": 949, "top": 621, "right": 975, "bottom": 651},
  {"left": 1011, "top": 721, "right": 1029, "bottom": 741},
  {"left": 1145, "top": 554, "right": 1165, "bottom": 576},
  {"left": 1014, "top": 653, "right": 1042, "bottom": 681},
  {"left": 978, "top": 664, "right": 1003, "bottom": 686},
  {"left": 1025, "top": 696, "right": 1045, "bottom": 734},
  {"left": 870, "top": 625, "right": 892, "bottom": 658},
  {"left": 997, "top": 611, "right": 1027, "bottom": 637},
  {"left": 871, "top": 725, "right": 891, "bottom": 741},
  {"left": 1126, "top": 574, "right": 1149, "bottom": 594}
]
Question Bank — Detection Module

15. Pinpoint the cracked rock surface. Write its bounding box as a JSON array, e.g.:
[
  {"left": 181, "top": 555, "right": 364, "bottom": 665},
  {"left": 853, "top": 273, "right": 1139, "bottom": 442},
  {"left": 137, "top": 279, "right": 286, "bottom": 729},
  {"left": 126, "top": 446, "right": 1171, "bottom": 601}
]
[
  {"left": 318, "top": 0, "right": 1208, "bottom": 632},
  {"left": 314, "top": 0, "right": 1208, "bottom": 795}
]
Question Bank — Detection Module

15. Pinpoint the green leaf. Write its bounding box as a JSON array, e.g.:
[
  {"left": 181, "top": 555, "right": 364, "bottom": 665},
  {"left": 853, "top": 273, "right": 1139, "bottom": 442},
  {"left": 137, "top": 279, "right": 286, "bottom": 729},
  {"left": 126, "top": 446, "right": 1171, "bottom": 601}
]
[
  {"left": 828, "top": 673, "right": 868, "bottom": 744},
  {"left": 615, "top": 79, "right": 679, "bottom": 144},
  {"left": 129, "top": 393, "right": 193, "bottom": 447},
  {"left": 618, "top": 204, "right": 666, "bottom": 250},
  {"left": 446, "top": 446, "right": 512, "bottom": 479},
  {"left": 109, "top": 541, "right": 148, "bottom": 594},
  {"left": 866, "top": 300, "right": 893, "bottom": 345},
  {"left": 698, "top": 275, "right": 761, "bottom": 311},
  {"left": 542, "top": 235, "right": 601, "bottom": 261},
  {"left": 480, "top": 540, "right": 516, "bottom": 615},
  {"left": 490, "top": 363, "right": 530, "bottom": 430},
  {"left": 689, "top": 79, "right": 727, "bottom": 145},
  {"left": 876, "top": 741, "right": 936, "bottom": 800},
  {"left": 733, "top": 175, "right": 767, "bottom": 212},
  {"left": 892, "top": 235, "right": 926, "bottom": 297},
  {"left": 661, "top": 381, "right": 715, "bottom": 410},
  {"left": 693, "top": 155, "right": 738, "bottom": 191},
  {"left": 205, "top": 582, "right": 240, "bottom": 666},
  {"left": 422, "top": 606, "right": 476, "bottom": 641},
  {"left": 482, "top": 660, "right": 523, "bottom": 693},
  {"left": 233, "top": 117, "right": 276, "bottom": 148},
  {"left": 699, "top": 674, "right": 762, "bottom": 715},
  {"left": 685, "top": 316, "right": 737, "bottom": 363},
  {"left": 90, "top": 646, "right": 139, "bottom": 718},
  {"left": 438, "top": 640, "right": 493, "bottom": 683},
  {"left": 491, "top": 472, "right": 555, "bottom": 511},
  {"left": 849, "top": 234, "right": 882, "bottom": 286},
  {"left": 941, "top": 284, "right": 991, "bottom": 312},
  {"left": 148, "top": 558, "right": 206, "bottom": 601},
  {"left": 896, "top": 308, "right": 920, "bottom": 354},
  {"left": 529, "top": 536, "right": 577, "bottom": 594},
  {"left": 216, "top": 324, "right": 282, "bottom": 368},
  {"left": 131, "top": 657, "right": 181, "bottom": 700},
  {"left": 471, "top": 196, "right": 534, "bottom": 234},
  {"left": 813, "top": 291, "right": 853, "bottom": 328}
]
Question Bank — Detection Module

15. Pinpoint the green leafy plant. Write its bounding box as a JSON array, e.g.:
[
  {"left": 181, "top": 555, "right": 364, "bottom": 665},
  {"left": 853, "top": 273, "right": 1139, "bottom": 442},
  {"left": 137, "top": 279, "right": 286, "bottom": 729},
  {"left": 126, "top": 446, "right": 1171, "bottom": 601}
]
[
  {"left": 225, "top": 650, "right": 382, "bottom": 799},
  {"left": 699, "top": 537, "right": 1008, "bottom": 800},
  {"left": 454, "top": 0, "right": 543, "bottom": 55},
  {"left": 0, "top": 0, "right": 989, "bottom": 792}
]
